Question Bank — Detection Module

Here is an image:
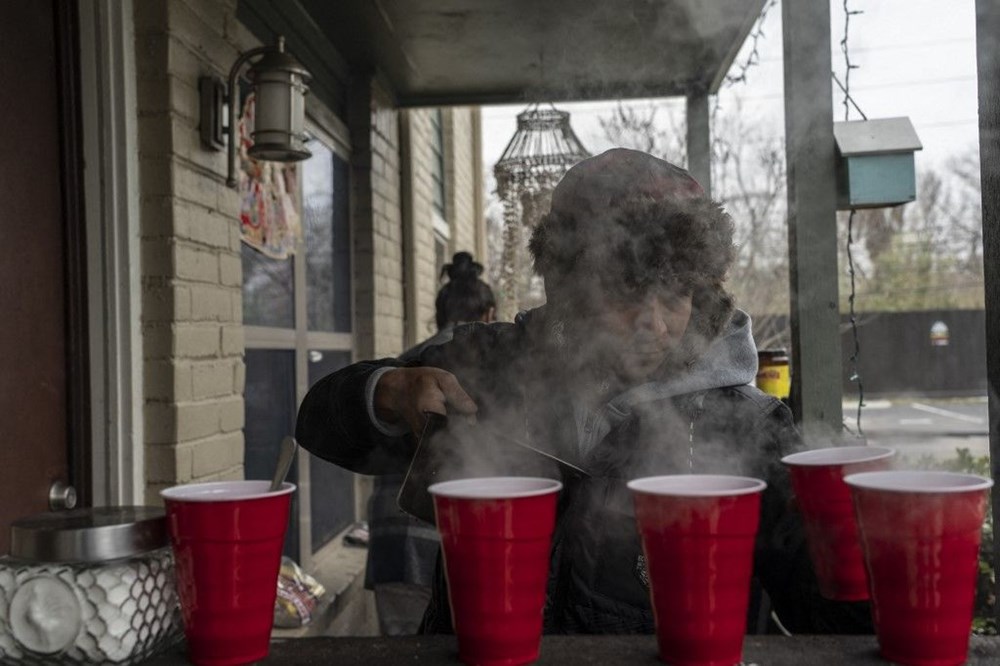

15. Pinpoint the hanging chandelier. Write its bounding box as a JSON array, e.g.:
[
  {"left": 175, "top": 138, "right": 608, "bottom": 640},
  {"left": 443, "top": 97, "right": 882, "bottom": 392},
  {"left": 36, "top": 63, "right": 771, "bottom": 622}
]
[
  {"left": 493, "top": 105, "right": 590, "bottom": 319},
  {"left": 495, "top": 105, "right": 590, "bottom": 198}
]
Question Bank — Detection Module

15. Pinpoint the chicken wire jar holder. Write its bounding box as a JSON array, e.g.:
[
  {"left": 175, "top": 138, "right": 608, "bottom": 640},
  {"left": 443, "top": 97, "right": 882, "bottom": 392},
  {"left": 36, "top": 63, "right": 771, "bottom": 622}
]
[{"left": 0, "top": 506, "right": 182, "bottom": 665}]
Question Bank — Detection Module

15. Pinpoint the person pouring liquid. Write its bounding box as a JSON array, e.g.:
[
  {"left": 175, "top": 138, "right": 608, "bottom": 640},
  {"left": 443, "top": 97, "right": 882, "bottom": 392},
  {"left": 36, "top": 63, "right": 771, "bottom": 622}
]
[{"left": 297, "top": 148, "right": 872, "bottom": 635}]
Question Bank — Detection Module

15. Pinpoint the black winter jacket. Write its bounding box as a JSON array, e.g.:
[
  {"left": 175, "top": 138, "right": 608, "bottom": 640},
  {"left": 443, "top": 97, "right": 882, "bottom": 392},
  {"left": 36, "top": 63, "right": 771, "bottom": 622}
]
[{"left": 296, "top": 308, "right": 873, "bottom": 635}]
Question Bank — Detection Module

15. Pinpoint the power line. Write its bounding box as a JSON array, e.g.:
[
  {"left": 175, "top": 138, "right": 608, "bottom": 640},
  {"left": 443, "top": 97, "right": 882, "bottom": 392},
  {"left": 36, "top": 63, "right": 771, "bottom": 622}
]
[{"left": 752, "top": 36, "right": 976, "bottom": 65}]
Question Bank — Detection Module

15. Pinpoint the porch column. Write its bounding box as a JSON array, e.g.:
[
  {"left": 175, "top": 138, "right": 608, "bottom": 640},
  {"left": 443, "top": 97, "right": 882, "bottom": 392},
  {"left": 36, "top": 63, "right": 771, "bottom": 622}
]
[
  {"left": 975, "top": 0, "right": 1000, "bottom": 627},
  {"left": 686, "top": 93, "right": 711, "bottom": 197},
  {"left": 781, "top": 0, "right": 843, "bottom": 441}
]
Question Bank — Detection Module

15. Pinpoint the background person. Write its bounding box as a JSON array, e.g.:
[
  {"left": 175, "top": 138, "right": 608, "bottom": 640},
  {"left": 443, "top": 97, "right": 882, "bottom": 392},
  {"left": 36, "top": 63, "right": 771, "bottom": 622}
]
[{"left": 365, "top": 252, "right": 496, "bottom": 636}]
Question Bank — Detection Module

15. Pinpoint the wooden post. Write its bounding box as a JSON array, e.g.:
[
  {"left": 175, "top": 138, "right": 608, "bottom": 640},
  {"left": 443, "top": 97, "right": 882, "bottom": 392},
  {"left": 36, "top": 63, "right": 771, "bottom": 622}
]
[
  {"left": 975, "top": 0, "right": 1000, "bottom": 628},
  {"left": 686, "top": 93, "right": 712, "bottom": 197},
  {"left": 781, "top": 0, "right": 843, "bottom": 442}
]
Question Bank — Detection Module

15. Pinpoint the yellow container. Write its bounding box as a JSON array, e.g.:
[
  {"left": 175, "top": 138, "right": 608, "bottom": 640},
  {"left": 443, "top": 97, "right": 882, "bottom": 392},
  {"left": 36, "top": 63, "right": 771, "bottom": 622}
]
[{"left": 756, "top": 349, "right": 790, "bottom": 399}]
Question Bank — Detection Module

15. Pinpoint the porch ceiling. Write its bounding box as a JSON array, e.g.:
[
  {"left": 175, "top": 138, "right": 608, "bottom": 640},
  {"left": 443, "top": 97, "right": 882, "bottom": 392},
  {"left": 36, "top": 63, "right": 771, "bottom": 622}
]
[{"left": 297, "top": 0, "right": 767, "bottom": 106}]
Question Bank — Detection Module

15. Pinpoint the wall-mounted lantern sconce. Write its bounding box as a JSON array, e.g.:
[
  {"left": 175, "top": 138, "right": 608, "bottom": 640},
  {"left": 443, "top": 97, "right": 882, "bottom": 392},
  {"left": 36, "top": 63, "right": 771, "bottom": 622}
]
[{"left": 199, "top": 36, "right": 312, "bottom": 188}]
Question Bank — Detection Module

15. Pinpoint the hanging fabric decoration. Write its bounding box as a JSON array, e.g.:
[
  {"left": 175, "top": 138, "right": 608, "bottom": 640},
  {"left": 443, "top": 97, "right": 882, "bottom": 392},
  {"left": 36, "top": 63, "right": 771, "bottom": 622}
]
[
  {"left": 493, "top": 105, "right": 590, "bottom": 320},
  {"left": 238, "top": 93, "right": 302, "bottom": 259}
]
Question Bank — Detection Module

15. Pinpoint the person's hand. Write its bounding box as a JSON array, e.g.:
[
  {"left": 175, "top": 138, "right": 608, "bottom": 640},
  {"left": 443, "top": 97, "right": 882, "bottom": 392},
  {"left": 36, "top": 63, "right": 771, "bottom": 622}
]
[{"left": 374, "top": 367, "right": 478, "bottom": 434}]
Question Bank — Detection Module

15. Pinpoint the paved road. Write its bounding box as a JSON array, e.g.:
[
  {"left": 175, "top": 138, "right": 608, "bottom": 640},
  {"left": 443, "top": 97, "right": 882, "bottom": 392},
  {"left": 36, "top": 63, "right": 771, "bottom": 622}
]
[{"left": 841, "top": 395, "right": 990, "bottom": 462}]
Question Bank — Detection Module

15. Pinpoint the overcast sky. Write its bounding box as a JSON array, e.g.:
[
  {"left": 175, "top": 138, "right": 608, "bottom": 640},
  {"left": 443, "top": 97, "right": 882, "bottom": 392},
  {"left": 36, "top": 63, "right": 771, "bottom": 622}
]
[{"left": 481, "top": 0, "right": 979, "bottom": 177}]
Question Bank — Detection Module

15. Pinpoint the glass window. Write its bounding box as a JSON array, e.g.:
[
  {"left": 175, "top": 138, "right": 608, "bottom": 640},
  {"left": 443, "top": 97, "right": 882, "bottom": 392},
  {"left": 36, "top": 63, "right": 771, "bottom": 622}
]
[
  {"left": 243, "top": 349, "right": 299, "bottom": 558},
  {"left": 307, "top": 349, "right": 355, "bottom": 549},
  {"left": 304, "top": 147, "right": 352, "bottom": 332},
  {"left": 242, "top": 246, "right": 294, "bottom": 328},
  {"left": 242, "top": 121, "right": 355, "bottom": 563}
]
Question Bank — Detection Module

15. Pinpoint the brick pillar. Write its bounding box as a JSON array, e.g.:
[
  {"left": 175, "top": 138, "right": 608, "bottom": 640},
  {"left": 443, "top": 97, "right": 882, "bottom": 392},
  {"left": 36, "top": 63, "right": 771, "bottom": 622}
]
[
  {"left": 350, "top": 77, "right": 405, "bottom": 359},
  {"left": 135, "top": 0, "right": 250, "bottom": 502}
]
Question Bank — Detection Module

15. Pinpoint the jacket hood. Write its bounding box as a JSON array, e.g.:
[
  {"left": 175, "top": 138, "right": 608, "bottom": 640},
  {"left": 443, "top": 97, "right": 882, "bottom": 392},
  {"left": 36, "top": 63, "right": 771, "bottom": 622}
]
[
  {"left": 517, "top": 305, "right": 760, "bottom": 458},
  {"left": 611, "top": 308, "right": 758, "bottom": 412}
]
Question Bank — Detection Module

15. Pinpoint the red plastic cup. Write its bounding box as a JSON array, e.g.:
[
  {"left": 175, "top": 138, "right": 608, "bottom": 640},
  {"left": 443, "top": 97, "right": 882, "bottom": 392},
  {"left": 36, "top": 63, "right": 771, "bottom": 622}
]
[
  {"left": 628, "top": 475, "right": 767, "bottom": 666},
  {"left": 429, "top": 477, "right": 562, "bottom": 666},
  {"left": 161, "top": 480, "right": 295, "bottom": 666},
  {"left": 781, "top": 445, "right": 895, "bottom": 600},
  {"left": 845, "top": 471, "right": 993, "bottom": 666}
]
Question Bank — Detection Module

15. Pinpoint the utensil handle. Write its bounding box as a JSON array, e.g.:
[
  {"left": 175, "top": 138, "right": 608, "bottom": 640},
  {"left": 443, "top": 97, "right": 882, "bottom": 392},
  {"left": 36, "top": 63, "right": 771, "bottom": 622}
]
[{"left": 270, "top": 436, "right": 298, "bottom": 492}]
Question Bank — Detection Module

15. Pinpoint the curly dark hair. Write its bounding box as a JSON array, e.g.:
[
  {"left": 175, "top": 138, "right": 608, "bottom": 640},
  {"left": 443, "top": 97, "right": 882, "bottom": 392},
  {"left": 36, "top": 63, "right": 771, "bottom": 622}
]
[{"left": 529, "top": 194, "right": 737, "bottom": 352}]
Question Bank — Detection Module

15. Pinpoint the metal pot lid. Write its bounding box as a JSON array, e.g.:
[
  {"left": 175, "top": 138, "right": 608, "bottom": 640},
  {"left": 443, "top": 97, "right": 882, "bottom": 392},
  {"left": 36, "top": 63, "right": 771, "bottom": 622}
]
[{"left": 9, "top": 506, "right": 167, "bottom": 564}]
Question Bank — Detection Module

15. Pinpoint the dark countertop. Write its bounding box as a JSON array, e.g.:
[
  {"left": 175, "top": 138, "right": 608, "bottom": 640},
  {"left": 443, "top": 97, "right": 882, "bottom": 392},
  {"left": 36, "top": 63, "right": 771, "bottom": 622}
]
[{"left": 146, "top": 634, "right": 1000, "bottom": 665}]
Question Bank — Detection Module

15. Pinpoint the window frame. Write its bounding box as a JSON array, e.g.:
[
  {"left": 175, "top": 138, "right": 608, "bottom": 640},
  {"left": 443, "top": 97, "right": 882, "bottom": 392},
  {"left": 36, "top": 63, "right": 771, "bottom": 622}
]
[
  {"left": 430, "top": 108, "right": 447, "bottom": 221},
  {"left": 243, "top": 112, "right": 354, "bottom": 569}
]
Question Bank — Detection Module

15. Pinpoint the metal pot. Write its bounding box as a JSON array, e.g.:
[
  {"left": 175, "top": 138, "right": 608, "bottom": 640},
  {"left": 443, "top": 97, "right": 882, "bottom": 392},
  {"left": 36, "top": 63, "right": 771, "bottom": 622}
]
[{"left": 397, "top": 414, "right": 590, "bottom": 524}]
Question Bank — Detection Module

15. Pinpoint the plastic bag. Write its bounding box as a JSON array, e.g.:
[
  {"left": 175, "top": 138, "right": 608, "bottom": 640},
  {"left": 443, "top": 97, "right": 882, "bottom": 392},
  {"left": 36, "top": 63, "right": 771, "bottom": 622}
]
[{"left": 273, "top": 556, "right": 327, "bottom": 628}]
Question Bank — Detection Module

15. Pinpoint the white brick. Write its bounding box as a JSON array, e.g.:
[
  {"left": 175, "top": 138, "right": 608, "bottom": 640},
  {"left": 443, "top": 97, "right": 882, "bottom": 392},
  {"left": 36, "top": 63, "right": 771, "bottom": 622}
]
[
  {"left": 191, "top": 360, "right": 234, "bottom": 399},
  {"left": 146, "top": 400, "right": 223, "bottom": 444},
  {"left": 177, "top": 401, "right": 222, "bottom": 442},
  {"left": 173, "top": 160, "right": 223, "bottom": 210},
  {"left": 228, "top": 223, "right": 242, "bottom": 252},
  {"left": 163, "top": 34, "right": 213, "bottom": 90},
  {"left": 166, "top": 1, "right": 238, "bottom": 89},
  {"left": 192, "top": 432, "right": 243, "bottom": 477},
  {"left": 174, "top": 200, "right": 231, "bottom": 249},
  {"left": 233, "top": 360, "right": 245, "bottom": 393},
  {"left": 143, "top": 324, "right": 173, "bottom": 361},
  {"left": 144, "top": 359, "right": 193, "bottom": 403},
  {"left": 218, "top": 253, "right": 241, "bottom": 286},
  {"left": 144, "top": 283, "right": 191, "bottom": 322},
  {"left": 190, "top": 284, "right": 235, "bottom": 321},
  {"left": 146, "top": 444, "right": 194, "bottom": 483},
  {"left": 175, "top": 243, "right": 219, "bottom": 283},
  {"left": 193, "top": 464, "right": 244, "bottom": 483},
  {"left": 220, "top": 325, "right": 244, "bottom": 356},
  {"left": 143, "top": 196, "right": 186, "bottom": 239},
  {"left": 142, "top": 238, "right": 173, "bottom": 278},
  {"left": 231, "top": 291, "right": 243, "bottom": 322},
  {"left": 175, "top": 324, "right": 220, "bottom": 358},
  {"left": 177, "top": 0, "right": 233, "bottom": 35},
  {"left": 144, "top": 402, "right": 177, "bottom": 445},
  {"left": 218, "top": 396, "right": 244, "bottom": 432}
]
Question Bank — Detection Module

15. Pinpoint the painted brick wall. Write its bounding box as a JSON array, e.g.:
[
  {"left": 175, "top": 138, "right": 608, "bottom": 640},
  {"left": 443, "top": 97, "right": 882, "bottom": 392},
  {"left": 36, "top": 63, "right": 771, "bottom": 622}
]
[
  {"left": 407, "top": 110, "right": 442, "bottom": 343},
  {"left": 403, "top": 107, "right": 485, "bottom": 346},
  {"left": 135, "top": 0, "right": 251, "bottom": 502},
  {"left": 132, "top": 0, "right": 484, "bottom": 506},
  {"left": 448, "top": 108, "right": 481, "bottom": 261},
  {"left": 350, "top": 77, "right": 406, "bottom": 360}
]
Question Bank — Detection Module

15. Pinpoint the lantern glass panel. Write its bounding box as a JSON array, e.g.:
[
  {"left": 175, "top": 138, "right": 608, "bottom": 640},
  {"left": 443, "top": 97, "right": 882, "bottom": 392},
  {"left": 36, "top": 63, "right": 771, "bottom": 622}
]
[{"left": 254, "top": 78, "right": 292, "bottom": 138}]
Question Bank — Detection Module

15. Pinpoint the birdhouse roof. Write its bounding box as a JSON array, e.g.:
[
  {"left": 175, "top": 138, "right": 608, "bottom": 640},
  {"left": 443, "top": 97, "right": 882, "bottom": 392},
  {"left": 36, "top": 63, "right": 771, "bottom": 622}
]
[{"left": 833, "top": 117, "right": 923, "bottom": 156}]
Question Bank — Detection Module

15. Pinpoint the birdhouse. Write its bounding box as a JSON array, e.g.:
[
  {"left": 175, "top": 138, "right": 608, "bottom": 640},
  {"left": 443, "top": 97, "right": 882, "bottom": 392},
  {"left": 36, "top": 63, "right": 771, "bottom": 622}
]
[{"left": 833, "top": 117, "right": 923, "bottom": 209}]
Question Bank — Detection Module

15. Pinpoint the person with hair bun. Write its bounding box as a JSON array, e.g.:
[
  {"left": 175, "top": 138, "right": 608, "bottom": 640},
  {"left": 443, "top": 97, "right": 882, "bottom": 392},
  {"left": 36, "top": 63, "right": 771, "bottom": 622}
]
[
  {"left": 425, "top": 251, "right": 496, "bottom": 354},
  {"left": 298, "top": 149, "right": 871, "bottom": 636},
  {"left": 364, "top": 252, "right": 495, "bottom": 636}
]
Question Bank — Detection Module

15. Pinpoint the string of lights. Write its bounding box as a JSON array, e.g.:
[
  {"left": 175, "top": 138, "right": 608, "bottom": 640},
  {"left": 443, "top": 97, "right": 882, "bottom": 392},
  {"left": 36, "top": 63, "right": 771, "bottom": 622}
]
[
  {"left": 724, "top": 0, "right": 779, "bottom": 88},
  {"left": 840, "top": 0, "right": 864, "bottom": 123},
  {"left": 840, "top": 0, "right": 866, "bottom": 439},
  {"left": 710, "top": 0, "right": 777, "bottom": 129},
  {"left": 710, "top": 0, "right": 873, "bottom": 438}
]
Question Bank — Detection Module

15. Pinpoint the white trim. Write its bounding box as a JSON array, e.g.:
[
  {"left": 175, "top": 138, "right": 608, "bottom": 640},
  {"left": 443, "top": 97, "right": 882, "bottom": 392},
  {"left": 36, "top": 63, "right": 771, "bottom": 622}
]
[
  {"left": 306, "top": 331, "right": 353, "bottom": 350},
  {"left": 79, "top": 0, "right": 143, "bottom": 506},
  {"left": 432, "top": 209, "right": 451, "bottom": 239},
  {"left": 245, "top": 326, "right": 298, "bottom": 348}
]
